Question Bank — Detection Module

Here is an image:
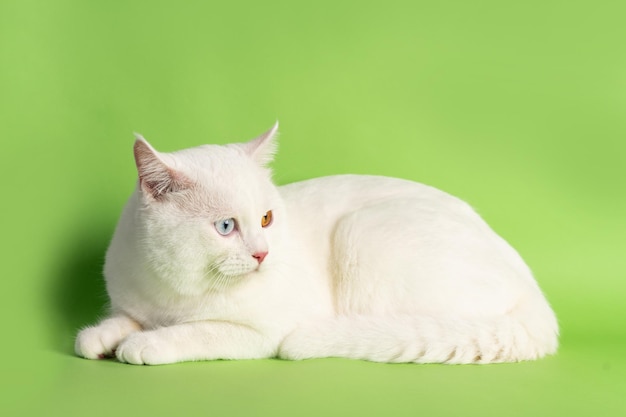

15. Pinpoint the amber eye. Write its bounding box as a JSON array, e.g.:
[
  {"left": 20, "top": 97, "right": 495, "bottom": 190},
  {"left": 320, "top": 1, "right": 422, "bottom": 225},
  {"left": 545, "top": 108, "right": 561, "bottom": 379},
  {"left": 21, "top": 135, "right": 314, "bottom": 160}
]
[{"left": 261, "top": 210, "right": 273, "bottom": 228}]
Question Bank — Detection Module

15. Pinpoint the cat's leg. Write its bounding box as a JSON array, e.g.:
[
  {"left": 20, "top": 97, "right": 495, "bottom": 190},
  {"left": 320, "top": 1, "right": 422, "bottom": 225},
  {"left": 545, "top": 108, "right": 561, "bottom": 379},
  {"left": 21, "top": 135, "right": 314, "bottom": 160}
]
[
  {"left": 115, "top": 321, "right": 276, "bottom": 365},
  {"left": 75, "top": 315, "right": 142, "bottom": 359}
]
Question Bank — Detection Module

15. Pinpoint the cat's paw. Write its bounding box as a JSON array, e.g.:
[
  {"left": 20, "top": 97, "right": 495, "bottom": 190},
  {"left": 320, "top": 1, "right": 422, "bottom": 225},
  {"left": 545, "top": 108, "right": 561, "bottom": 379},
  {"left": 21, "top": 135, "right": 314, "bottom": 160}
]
[
  {"left": 115, "top": 331, "right": 179, "bottom": 365},
  {"left": 75, "top": 316, "right": 141, "bottom": 360}
]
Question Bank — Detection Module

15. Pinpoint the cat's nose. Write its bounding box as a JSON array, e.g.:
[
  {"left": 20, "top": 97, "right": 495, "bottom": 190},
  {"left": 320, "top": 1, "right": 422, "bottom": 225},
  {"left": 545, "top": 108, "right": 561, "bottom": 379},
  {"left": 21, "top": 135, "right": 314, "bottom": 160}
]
[{"left": 252, "top": 251, "right": 268, "bottom": 264}]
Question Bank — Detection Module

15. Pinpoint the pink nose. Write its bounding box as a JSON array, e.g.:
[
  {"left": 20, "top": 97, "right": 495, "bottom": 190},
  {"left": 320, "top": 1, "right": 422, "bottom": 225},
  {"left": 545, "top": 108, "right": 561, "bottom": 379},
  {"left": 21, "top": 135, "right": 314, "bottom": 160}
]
[{"left": 252, "top": 251, "right": 268, "bottom": 264}]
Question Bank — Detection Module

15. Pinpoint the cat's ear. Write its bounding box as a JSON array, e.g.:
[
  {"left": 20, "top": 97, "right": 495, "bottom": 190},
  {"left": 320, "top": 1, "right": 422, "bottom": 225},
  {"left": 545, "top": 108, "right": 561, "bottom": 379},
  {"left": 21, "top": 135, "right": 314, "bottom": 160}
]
[
  {"left": 244, "top": 121, "right": 279, "bottom": 166},
  {"left": 133, "top": 134, "right": 191, "bottom": 200}
]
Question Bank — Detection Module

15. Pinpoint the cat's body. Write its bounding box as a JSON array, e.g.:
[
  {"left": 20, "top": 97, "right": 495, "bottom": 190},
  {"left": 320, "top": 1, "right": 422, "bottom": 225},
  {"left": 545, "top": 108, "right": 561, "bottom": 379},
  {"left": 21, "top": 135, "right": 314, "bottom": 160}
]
[{"left": 75, "top": 124, "right": 558, "bottom": 365}]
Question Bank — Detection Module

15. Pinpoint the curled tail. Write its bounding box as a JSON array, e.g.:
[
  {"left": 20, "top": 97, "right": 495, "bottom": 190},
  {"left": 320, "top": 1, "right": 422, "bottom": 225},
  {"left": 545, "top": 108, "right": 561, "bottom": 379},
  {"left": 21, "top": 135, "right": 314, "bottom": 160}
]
[{"left": 278, "top": 305, "right": 558, "bottom": 364}]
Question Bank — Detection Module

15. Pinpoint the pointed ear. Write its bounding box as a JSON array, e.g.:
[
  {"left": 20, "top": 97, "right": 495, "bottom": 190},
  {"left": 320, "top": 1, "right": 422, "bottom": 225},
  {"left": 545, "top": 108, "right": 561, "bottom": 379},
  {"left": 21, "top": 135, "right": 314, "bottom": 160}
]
[
  {"left": 244, "top": 121, "right": 279, "bottom": 165},
  {"left": 133, "top": 134, "right": 191, "bottom": 200}
]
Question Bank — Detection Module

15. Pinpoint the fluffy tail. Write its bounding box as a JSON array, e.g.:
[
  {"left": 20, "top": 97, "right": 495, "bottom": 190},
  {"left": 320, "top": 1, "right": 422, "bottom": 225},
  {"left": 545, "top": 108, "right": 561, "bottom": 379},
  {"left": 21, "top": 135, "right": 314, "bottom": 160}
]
[{"left": 278, "top": 306, "right": 558, "bottom": 364}]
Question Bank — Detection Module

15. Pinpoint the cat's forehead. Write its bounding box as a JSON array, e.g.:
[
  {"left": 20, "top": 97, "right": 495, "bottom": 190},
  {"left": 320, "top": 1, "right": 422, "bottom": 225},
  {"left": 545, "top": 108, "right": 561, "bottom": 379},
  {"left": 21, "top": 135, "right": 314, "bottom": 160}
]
[
  {"left": 194, "top": 176, "right": 275, "bottom": 222},
  {"left": 170, "top": 143, "right": 275, "bottom": 215},
  {"left": 172, "top": 143, "right": 240, "bottom": 165},
  {"left": 171, "top": 144, "right": 252, "bottom": 179}
]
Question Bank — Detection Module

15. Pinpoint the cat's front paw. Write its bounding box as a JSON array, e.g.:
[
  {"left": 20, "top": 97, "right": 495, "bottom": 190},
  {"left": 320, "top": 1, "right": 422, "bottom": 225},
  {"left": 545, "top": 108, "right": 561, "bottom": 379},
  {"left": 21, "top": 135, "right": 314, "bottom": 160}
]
[
  {"left": 75, "top": 316, "right": 141, "bottom": 360},
  {"left": 115, "top": 331, "right": 179, "bottom": 365}
]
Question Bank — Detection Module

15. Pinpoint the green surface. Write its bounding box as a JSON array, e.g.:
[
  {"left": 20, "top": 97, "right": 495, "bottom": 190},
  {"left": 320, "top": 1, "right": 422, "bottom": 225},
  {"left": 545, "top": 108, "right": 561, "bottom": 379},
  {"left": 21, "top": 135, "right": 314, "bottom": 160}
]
[{"left": 1, "top": 0, "right": 625, "bottom": 416}]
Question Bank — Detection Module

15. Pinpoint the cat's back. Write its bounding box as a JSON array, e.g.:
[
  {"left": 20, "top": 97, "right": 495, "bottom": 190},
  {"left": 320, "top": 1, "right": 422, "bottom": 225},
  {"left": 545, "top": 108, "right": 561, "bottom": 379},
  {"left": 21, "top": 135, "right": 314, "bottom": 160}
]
[
  {"left": 279, "top": 174, "right": 474, "bottom": 223},
  {"left": 279, "top": 175, "right": 543, "bottom": 320},
  {"left": 278, "top": 174, "right": 533, "bottom": 290}
]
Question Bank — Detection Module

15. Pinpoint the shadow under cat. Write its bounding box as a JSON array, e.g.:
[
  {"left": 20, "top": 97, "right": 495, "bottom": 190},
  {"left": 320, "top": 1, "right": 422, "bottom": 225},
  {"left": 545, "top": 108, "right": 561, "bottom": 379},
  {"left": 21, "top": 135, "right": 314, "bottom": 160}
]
[{"left": 49, "top": 219, "right": 114, "bottom": 356}]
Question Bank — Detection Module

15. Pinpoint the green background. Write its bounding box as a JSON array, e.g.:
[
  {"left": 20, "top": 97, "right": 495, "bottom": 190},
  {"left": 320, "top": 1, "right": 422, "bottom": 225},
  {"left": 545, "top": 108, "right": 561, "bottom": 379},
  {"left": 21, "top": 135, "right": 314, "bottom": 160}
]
[{"left": 1, "top": 0, "right": 625, "bottom": 415}]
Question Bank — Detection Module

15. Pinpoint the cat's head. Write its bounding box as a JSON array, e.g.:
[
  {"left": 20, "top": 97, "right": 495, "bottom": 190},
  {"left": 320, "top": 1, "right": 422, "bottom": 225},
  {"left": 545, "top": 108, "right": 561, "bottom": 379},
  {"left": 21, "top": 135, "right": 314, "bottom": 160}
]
[{"left": 131, "top": 123, "right": 285, "bottom": 295}]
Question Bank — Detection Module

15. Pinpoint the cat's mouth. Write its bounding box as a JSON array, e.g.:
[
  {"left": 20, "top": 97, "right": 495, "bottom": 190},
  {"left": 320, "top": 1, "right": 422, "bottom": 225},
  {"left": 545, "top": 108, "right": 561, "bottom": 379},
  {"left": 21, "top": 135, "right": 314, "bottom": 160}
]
[{"left": 210, "top": 258, "right": 263, "bottom": 281}]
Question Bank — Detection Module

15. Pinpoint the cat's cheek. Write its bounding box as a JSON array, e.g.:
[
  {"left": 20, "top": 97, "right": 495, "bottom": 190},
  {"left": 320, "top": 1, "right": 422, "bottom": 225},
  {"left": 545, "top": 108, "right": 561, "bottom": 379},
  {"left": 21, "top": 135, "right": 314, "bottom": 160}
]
[{"left": 116, "top": 331, "right": 179, "bottom": 365}]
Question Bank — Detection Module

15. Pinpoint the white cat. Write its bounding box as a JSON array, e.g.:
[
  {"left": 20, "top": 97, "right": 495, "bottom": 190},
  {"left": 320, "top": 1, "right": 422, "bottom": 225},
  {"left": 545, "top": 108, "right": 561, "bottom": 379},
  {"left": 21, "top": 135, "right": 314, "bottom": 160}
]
[{"left": 75, "top": 123, "right": 558, "bottom": 365}]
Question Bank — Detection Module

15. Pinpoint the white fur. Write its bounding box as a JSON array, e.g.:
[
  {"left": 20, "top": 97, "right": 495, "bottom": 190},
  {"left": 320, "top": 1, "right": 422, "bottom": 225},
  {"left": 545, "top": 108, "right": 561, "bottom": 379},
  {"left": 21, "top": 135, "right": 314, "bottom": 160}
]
[{"left": 75, "top": 123, "right": 558, "bottom": 365}]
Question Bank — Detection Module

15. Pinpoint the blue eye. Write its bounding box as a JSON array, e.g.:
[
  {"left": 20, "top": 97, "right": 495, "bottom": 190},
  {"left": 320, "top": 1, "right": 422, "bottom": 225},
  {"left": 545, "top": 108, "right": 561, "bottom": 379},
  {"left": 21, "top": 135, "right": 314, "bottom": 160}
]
[{"left": 215, "top": 218, "right": 236, "bottom": 236}]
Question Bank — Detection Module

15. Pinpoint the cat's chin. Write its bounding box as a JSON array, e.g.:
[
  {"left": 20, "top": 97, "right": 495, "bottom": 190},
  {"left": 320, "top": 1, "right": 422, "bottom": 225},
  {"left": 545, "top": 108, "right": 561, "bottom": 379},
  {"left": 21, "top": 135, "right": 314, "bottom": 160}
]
[
  {"left": 226, "top": 266, "right": 266, "bottom": 280},
  {"left": 201, "top": 274, "right": 252, "bottom": 294}
]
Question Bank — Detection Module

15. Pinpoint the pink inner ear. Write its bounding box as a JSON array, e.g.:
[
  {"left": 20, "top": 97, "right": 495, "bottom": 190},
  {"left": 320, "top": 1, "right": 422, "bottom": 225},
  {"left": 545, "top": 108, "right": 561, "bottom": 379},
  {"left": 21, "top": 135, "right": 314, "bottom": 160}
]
[{"left": 133, "top": 136, "right": 191, "bottom": 199}]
